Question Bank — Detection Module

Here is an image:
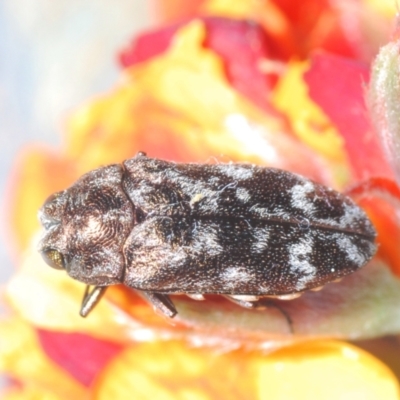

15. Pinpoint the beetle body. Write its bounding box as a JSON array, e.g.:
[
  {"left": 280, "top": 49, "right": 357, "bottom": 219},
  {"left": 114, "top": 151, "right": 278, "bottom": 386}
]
[{"left": 38, "top": 153, "right": 377, "bottom": 318}]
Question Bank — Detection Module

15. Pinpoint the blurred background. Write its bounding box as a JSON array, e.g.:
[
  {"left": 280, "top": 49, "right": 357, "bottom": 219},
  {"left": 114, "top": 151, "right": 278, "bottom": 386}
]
[{"left": 0, "top": 0, "right": 152, "bottom": 284}]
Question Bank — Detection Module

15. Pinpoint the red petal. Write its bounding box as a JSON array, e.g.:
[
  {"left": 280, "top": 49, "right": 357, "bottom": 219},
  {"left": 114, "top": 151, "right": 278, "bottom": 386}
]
[
  {"left": 204, "top": 17, "right": 282, "bottom": 110},
  {"left": 119, "top": 17, "right": 280, "bottom": 111},
  {"left": 119, "top": 23, "right": 178, "bottom": 66},
  {"left": 269, "top": 0, "right": 358, "bottom": 58},
  {"left": 273, "top": 0, "right": 329, "bottom": 28},
  {"left": 304, "top": 53, "right": 394, "bottom": 181},
  {"left": 347, "top": 177, "right": 400, "bottom": 276},
  {"left": 317, "top": 22, "right": 358, "bottom": 59},
  {"left": 37, "top": 329, "right": 123, "bottom": 387}
]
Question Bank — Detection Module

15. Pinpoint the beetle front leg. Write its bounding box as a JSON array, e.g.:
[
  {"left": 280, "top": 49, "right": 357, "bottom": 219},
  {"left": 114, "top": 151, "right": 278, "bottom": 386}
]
[
  {"left": 80, "top": 286, "right": 107, "bottom": 317},
  {"left": 140, "top": 291, "right": 177, "bottom": 318}
]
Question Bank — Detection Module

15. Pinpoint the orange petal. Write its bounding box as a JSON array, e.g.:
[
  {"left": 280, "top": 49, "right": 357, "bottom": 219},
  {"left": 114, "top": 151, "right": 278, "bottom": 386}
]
[
  {"left": 92, "top": 340, "right": 400, "bottom": 400},
  {"left": 346, "top": 177, "right": 400, "bottom": 277},
  {"left": 153, "top": 0, "right": 292, "bottom": 55},
  {"left": 201, "top": 0, "right": 289, "bottom": 36},
  {"left": 152, "top": 0, "right": 204, "bottom": 22},
  {"left": 360, "top": 197, "right": 400, "bottom": 277}
]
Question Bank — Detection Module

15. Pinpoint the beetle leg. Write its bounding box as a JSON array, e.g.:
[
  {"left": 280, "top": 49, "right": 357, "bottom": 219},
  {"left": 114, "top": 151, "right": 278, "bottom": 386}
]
[
  {"left": 141, "top": 291, "right": 177, "bottom": 318},
  {"left": 80, "top": 285, "right": 107, "bottom": 317}
]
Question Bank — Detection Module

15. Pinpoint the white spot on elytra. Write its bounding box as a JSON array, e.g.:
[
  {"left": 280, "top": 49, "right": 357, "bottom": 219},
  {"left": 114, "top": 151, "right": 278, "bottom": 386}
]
[
  {"left": 249, "top": 204, "right": 292, "bottom": 222},
  {"left": 191, "top": 225, "right": 223, "bottom": 257},
  {"left": 251, "top": 227, "right": 271, "bottom": 253},
  {"left": 236, "top": 187, "right": 251, "bottom": 202},
  {"left": 221, "top": 266, "right": 253, "bottom": 289},
  {"left": 334, "top": 233, "right": 366, "bottom": 266},
  {"left": 338, "top": 202, "right": 364, "bottom": 228},
  {"left": 288, "top": 236, "right": 316, "bottom": 290},
  {"left": 218, "top": 164, "right": 254, "bottom": 180},
  {"left": 290, "top": 181, "right": 316, "bottom": 216},
  {"left": 163, "top": 169, "right": 222, "bottom": 213}
]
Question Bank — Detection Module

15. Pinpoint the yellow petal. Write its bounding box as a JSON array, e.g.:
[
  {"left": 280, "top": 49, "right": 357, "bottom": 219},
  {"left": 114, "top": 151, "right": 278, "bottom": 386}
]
[
  {"left": 257, "top": 341, "right": 400, "bottom": 399},
  {"left": 363, "top": 0, "right": 396, "bottom": 17},
  {"left": 130, "top": 21, "right": 283, "bottom": 143},
  {"left": 1, "top": 386, "right": 64, "bottom": 400},
  {"left": 67, "top": 20, "right": 285, "bottom": 169},
  {"left": 92, "top": 340, "right": 399, "bottom": 400},
  {"left": 0, "top": 318, "right": 86, "bottom": 400},
  {"left": 272, "top": 60, "right": 350, "bottom": 184},
  {"left": 66, "top": 21, "right": 328, "bottom": 181}
]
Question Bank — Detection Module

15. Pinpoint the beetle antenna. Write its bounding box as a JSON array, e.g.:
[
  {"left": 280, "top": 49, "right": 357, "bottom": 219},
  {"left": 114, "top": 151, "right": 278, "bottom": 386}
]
[{"left": 80, "top": 285, "right": 107, "bottom": 317}]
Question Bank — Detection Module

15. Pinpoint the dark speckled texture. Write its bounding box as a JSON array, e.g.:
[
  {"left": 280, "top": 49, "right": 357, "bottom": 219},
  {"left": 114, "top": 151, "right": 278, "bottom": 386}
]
[{"left": 38, "top": 153, "right": 377, "bottom": 317}]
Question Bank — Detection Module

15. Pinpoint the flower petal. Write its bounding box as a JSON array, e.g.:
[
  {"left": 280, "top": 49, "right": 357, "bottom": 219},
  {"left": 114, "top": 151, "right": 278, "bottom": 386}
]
[
  {"left": 347, "top": 177, "right": 400, "bottom": 276},
  {"left": 0, "top": 318, "right": 87, "bottom": 400},
  {"left": 1, "top": 386, "right": 64, "bottom": 400},
  {"left": 154, "top": 0, "right": 293, "bottom": 58},
  {"left": 272, "top": 59, "right": 350, "bottom": 186},
  {"left": 37, "top": 330, "right": 123, "bottom": 387},
  {"left": 92, "top": 340, "right": 400, "bottom": 400},
  {"left": 304, "top": 52, "right": 394, "bottom": 181},
  {"left": 120, "top": 17, "right": 280, "bottom": 111},
  {"left": 67, "top": 20, "right": 330, "bottom": 181}
]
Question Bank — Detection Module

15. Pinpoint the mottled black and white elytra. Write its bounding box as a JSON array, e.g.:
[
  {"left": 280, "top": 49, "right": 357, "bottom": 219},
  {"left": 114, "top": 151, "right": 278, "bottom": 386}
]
[{"left": 38, "top": 152, "right": 377, "bottom": 318}]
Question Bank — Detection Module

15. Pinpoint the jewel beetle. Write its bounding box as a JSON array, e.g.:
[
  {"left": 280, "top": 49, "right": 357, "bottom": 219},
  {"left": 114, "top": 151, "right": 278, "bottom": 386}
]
[{"left": 38, "top": 152, "right": 377, "bottom": 318}]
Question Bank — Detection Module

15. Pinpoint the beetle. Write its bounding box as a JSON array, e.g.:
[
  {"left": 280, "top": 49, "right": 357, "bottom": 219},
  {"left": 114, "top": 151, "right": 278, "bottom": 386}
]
[{"left": 38, "top": 152, "right": 377, "bottom": 318}]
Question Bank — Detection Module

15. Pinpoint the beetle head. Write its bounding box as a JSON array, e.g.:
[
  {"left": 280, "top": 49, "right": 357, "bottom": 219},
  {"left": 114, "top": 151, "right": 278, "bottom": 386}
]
[{"left": 38, "top": 165, "right": 134, "bottom": 287}]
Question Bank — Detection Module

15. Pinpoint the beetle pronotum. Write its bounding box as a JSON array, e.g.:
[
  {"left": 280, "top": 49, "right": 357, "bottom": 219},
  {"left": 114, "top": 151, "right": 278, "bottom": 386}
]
[{"left": 38, "top": 152, "right": 377, "bottom": 318}]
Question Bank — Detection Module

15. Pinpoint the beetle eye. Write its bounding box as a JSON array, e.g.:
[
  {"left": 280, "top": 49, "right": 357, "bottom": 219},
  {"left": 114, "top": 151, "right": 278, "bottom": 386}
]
[{"left": 41, "top": 249, "right": 65, "bottom": 270}]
